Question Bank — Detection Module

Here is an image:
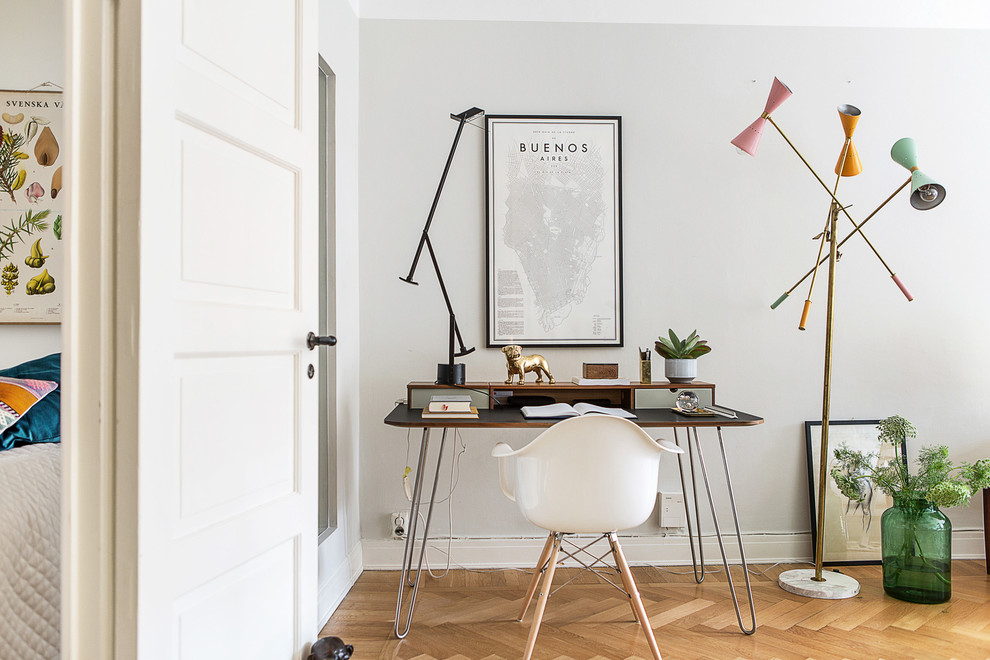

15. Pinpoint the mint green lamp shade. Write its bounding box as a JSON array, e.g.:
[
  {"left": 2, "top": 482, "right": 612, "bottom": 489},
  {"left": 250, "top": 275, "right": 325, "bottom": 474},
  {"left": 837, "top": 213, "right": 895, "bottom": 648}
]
[{"left": 890, "top": 137, "right": 946, "bottom": 210}]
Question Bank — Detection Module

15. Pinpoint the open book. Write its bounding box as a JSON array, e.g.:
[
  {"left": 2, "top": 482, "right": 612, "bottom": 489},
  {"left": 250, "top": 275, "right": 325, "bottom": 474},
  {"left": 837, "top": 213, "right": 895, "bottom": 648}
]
[{"left": 520, "top": 402, "right": 637, "bottom": 419}]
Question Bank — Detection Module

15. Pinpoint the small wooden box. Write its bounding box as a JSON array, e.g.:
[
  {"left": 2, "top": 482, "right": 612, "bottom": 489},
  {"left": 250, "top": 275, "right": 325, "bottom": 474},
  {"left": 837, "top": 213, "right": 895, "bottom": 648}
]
[{"left": 582, "top": 362, "right": 619, "bottom": 379}]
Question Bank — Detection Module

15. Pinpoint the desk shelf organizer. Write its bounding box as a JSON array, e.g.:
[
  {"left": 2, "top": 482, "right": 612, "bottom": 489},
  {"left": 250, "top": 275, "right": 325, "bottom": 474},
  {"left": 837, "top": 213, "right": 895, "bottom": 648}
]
[{"left": 406, "top": 381, "right": 716, "bottom": 411}]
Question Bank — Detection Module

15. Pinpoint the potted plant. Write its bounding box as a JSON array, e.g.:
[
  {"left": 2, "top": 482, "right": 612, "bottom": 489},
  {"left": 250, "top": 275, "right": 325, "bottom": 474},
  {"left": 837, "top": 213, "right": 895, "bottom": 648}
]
[
  {"left": 831, "top": 415, "right": 990, "bottom": 604},
  {"left": 654, "top": 329, "right": 711, "bottom": 383}
]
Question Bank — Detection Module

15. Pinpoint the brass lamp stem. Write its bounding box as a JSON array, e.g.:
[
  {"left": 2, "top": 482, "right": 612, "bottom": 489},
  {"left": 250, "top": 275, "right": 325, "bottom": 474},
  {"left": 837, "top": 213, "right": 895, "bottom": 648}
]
[
  {"left": 780, "top": 178, "right": 913, "bottom": 297},
  {"left": 814, "top": 202, "right": 840, "bottom": 582},
  {"left": 801, "top": 144, "right": 849, "bottom": 331}
]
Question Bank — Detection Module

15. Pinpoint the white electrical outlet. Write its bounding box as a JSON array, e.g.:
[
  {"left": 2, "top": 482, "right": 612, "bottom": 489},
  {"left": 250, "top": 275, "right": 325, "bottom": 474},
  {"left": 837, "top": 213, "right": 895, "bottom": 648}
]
[
  {"left": 658, "top": 492, "right": 686, "bottom": 528},
  {"left": 390, "top": 511, "right": 408, "bottom": 539}
]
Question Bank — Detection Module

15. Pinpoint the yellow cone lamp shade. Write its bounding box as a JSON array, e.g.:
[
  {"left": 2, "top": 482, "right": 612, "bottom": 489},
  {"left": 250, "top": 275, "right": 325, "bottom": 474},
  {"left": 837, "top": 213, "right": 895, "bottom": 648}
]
[
  {"left": 731, "top": 77, "right": 793, "bottom": 156},
  {"left": 834, "top": 104, "right": 863, "bottom": 177},
  {"left": 890, "top": 137, "right": 946, "bottom": 210}
]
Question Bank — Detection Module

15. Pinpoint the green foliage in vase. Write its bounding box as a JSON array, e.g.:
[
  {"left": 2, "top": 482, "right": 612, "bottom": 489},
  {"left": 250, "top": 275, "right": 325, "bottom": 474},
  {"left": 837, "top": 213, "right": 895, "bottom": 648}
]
[
  {"left": 654, "top": 329, "right": 711, "bottom": 360},
  {"left": 831, "top": 415, "right": 990, "bottom": 508}
]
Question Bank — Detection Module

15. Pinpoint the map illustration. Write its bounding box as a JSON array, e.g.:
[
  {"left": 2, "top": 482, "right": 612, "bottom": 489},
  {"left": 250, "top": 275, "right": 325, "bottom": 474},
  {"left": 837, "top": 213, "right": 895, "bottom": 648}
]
[
  {"left": 487, "top": 117, "right": 622, "bottom": 346},
  {"left": 502, "top": 145, "right": 605, "bottom": 332}
]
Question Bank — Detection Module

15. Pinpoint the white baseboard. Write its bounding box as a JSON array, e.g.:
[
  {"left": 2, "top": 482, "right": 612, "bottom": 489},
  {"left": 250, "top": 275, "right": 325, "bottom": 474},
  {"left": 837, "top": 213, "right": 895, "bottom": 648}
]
[
  {"left": 362, "top": 530, "right": 988, "bottom": 570},
  {"left": 318, "top": 540, "right": 364, "bottom": 627}
]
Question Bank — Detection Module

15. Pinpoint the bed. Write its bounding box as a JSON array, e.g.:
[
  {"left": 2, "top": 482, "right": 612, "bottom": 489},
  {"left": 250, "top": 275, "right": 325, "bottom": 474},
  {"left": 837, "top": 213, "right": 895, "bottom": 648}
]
[
  {"left": 0, "top": 443, "right": 60, "bottom": 659},
  {"left": 0, "top": 353, "right": 61, "bottom": 660}
]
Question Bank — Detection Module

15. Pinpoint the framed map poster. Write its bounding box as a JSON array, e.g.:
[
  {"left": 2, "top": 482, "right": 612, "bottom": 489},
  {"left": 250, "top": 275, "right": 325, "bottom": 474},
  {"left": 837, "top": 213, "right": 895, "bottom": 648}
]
[
  {"left": 0, "top": 89, "right": 63, "bottom": 323},
  {"left": 486, "top": 115, "right": 622, "bottom": 347}
]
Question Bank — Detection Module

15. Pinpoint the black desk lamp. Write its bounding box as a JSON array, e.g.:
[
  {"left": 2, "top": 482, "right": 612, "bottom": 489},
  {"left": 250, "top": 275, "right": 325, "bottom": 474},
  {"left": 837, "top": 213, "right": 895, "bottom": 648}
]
[{"left": 400, "top": 107, "right": 484, "bottom": 385}]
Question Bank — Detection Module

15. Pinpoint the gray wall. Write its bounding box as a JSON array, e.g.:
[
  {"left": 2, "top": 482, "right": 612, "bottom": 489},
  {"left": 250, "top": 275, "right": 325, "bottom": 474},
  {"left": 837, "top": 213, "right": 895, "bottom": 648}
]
[
  {"left": 358, "top": 20, "right": 990, "bottom": 549},
  {"left": 1, "top": 0, "right": 63, "bottom": 367}
]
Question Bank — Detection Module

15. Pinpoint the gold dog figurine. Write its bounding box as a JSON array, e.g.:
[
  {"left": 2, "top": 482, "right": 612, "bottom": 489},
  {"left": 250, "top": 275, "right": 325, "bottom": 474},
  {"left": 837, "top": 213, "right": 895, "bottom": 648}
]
[{"left": 501, "top": 345, "right": 555, "bottom": 384}]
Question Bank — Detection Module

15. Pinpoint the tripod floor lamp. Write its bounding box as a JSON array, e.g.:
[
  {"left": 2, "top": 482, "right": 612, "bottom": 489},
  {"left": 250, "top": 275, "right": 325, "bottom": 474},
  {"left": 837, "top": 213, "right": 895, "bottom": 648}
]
[
  {"left": 731, "top": 78, "right": 945, "bottom": 599},
  {"left": 401, "top": 107, "right": 484, "bottom": 385}
]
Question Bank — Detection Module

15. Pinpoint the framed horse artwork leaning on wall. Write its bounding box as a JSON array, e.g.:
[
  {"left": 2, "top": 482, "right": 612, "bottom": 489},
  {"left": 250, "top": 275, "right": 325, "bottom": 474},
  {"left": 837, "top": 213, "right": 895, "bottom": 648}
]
[{"left": 805, "top": 419, "right": 905, "bottom": 565}]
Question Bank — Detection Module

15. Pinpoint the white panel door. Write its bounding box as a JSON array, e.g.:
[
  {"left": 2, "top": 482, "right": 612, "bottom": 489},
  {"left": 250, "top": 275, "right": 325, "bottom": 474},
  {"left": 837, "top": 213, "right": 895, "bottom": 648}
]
[{"left": 135, "top": 1, "right": 318, "bottom": 658}]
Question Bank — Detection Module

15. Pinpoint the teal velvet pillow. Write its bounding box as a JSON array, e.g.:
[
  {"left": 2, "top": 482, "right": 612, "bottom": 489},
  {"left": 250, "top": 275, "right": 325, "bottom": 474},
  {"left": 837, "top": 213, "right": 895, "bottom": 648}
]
[{"left": 0, "top": 352, "right": 60, "bottom": 450}]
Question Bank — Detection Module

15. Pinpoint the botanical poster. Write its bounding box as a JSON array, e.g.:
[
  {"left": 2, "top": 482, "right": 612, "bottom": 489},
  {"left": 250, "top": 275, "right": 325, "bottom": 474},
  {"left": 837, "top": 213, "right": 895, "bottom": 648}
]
[{"left": 0, "top": 90, "right": 63, "bottom": 323}]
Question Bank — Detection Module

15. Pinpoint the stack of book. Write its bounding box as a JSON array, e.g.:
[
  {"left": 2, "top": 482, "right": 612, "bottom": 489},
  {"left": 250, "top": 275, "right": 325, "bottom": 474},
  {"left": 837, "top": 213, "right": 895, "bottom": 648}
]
[{"left": 421, "top": 394, "right": 479, "bottom": 419}]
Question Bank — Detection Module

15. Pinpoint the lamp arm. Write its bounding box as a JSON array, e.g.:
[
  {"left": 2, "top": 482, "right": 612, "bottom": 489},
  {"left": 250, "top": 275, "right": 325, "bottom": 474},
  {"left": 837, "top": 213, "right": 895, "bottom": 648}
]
[
  {"left": 767, "top": 117, "right": 906, "bottom": 290},
  {"left": 424, "top": 235, "right": 475, "bottom": 359},
  {"left": 400, "top": 113, "right": 472, "bottom": 285},
  {"left": 800, "top": 150, "right": 850, "bottom": 330},
  {"left": 772, "top": 177, "right": 914, "bottom": 306}
]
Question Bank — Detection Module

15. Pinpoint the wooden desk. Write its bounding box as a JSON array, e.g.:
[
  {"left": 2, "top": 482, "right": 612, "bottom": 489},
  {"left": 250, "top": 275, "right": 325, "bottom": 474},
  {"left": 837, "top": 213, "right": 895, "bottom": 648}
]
[
  {"left": 386, "top": 391, "right": 764, "bottom": 639},
  {"left": 385, "top": 403, "right": 762, "bottom": 429}
]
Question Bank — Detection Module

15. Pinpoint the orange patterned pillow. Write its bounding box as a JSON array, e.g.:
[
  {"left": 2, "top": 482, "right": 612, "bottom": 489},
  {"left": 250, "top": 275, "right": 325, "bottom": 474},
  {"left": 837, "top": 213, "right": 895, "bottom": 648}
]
[{"left": 0, "top": 376, "right": 58, "bottom": 436}]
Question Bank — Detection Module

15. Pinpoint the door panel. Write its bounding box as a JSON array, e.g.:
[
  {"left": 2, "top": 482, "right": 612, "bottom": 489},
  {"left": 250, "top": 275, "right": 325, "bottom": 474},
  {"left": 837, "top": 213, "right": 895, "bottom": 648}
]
[
  {"left": 178, "top": 123, "right": 296, "bottom": 299},
  {"left": 135, "top": 1, "right": 318, "bottom": 657},
  {"left": 176, "top": 354, "right": 296, "bottom": 532}
]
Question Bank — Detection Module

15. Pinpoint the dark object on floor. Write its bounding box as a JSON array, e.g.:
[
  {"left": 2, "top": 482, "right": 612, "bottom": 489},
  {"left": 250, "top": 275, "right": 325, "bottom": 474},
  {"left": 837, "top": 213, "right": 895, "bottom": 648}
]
[{"left": 308, "top": 636, "right": 353, "bottom": 660}]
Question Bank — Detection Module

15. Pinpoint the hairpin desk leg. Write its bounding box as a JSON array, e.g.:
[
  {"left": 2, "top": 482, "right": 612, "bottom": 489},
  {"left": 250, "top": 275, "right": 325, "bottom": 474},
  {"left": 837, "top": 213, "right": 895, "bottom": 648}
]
[
  {"left": 673, "top": 427, "right": 706, "bottom": 582},
  {"left": 690, "top": 426, "right": 758, "bottom": 634},
  {"left": 393, "top": 427, "right": 448, "bottom": 639}
]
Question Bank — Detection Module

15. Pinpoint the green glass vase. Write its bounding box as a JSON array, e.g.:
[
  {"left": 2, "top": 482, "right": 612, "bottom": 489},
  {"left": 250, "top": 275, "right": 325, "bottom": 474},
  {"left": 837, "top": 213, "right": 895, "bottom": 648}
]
[{"left": 881, "top": 498, "right": 952, "bottom": 604}]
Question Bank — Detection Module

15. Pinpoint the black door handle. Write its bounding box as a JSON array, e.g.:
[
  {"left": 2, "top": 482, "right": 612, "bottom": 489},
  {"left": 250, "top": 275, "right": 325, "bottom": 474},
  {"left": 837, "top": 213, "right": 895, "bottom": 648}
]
[{"left": 307, "top": 332, "right": 337, "bottom": 350}]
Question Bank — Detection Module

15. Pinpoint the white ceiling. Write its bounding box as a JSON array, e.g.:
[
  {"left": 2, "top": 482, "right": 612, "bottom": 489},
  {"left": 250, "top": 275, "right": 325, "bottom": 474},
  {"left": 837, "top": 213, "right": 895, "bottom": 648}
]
[{"left": 354, "top": 0, "right": 990, "bottom": 29}]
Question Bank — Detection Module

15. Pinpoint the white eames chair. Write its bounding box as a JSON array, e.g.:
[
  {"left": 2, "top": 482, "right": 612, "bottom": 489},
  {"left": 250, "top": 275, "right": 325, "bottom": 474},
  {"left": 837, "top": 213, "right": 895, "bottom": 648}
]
[{"left": 492, "top": 414, "right": 684, "bottom": 660}]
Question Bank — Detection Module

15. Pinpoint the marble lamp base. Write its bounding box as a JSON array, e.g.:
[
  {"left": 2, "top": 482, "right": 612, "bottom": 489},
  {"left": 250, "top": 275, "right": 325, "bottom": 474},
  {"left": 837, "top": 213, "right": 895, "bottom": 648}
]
[{"left": 778, "top": 568, "right": 860, "bottom": 599}]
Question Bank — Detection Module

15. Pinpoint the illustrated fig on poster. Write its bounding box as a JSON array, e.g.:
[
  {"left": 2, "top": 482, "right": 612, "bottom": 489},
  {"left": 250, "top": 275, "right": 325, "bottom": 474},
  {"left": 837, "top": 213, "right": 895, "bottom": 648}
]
[
  {"left": 1, "top": 263, "right": 17, "bottom": 295},
  {"left": 50, "top": 166, "right": 62, "bottom": 198},
  {"left": 34, "top": 126, "right": 59, "bottom": 166},
  {"left": 24, "top": 238, "right": 49, "bottom": 268},
  {"left": 26, "top": 268, "right": 55, "bottom": 295}
]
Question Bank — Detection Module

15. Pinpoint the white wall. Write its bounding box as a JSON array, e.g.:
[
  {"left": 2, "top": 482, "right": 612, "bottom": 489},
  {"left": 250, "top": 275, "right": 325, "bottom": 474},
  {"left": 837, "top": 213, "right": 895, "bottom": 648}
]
[
  {"left": 0, "top": 0, "right": 64, "bottom": 367},
  {"left": 316, "top": 0, "right": 364, "bottom": 623},
  {"left": 357, "top": 19, "right": 990, "bottom": 557}
]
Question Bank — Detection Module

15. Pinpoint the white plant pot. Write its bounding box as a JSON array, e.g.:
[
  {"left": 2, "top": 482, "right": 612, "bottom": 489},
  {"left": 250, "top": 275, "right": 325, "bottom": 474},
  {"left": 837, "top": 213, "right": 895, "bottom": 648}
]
[{"left": 665, "top": 358, "right": 697, "bottom": 383}]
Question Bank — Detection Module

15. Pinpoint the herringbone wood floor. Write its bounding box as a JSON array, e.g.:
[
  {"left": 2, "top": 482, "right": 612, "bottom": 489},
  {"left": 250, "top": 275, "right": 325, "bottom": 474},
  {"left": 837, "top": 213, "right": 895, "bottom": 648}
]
[{"left": 320, "top": 560, "right": 990, "bottom": 660}]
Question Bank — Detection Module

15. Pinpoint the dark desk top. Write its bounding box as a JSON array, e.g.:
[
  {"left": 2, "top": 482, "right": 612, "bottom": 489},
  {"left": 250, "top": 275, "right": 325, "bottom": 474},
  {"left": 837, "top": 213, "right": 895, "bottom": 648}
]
[{"left": 384, "top": 404, "right": 763, "bottom": 429}]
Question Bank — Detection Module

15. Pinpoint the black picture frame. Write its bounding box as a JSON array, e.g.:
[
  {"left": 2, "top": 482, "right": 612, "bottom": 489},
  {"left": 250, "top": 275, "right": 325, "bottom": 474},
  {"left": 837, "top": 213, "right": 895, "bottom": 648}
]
[
  {"left": 805, "top": 419, "right": 905, "bottom": 566},
  {"left": 485, "top": 115, "right": 623, "bottom": 347}
]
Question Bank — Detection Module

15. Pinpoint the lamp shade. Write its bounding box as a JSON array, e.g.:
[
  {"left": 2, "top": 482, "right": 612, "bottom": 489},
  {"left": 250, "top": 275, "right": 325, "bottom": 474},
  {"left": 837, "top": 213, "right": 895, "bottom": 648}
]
[
  {"left": 834, "top": 104, "right": 863, "bottom": 177},
  {"left": 890, "top": 137, "right": 946, "bottom": 210},
  {"left": 731, "top": 77, "right": 792, "bottom": 156}
]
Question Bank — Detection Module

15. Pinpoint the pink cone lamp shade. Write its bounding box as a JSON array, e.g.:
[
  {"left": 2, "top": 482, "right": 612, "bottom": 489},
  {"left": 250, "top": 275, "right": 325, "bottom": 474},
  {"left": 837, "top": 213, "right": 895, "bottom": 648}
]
[{"left": 731, "top": 77, "right": 793, "bottom": 156}]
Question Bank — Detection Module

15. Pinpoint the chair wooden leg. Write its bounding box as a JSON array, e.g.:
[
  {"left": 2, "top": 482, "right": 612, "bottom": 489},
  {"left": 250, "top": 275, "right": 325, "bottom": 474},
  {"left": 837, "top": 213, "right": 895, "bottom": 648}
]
[
  {"left": 523, "top": 533, "right": 561, "bottom": 660},
  {"left": 609, "top": 533, "right": 662, "bottom": 660},
  {"left": 519, "top": 532, "right": 555, "bottom": 621}
]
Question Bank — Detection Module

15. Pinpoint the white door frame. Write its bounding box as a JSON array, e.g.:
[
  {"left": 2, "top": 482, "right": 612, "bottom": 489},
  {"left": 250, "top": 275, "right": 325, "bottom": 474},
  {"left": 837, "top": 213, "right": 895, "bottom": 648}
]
[{"left": 63, "top": 0, "right": 139, "bottom": 657}]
